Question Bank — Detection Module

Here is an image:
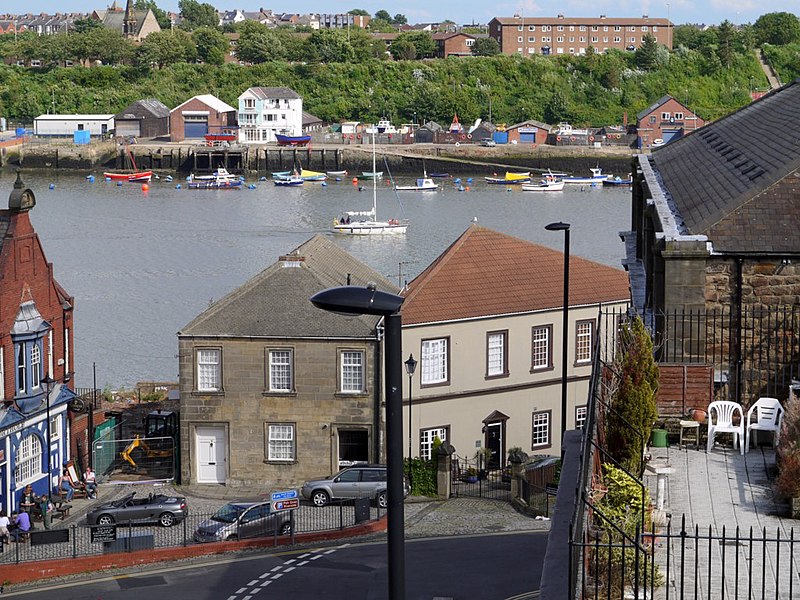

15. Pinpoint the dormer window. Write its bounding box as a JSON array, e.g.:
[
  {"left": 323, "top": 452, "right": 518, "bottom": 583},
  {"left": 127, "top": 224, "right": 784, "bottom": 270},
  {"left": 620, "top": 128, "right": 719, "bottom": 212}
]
[
  {"left": 31, "top": 344, "right": 41, "bottom": 389},
  {"left": 17, "top": 344, "right": 26, "bottom": 394}
]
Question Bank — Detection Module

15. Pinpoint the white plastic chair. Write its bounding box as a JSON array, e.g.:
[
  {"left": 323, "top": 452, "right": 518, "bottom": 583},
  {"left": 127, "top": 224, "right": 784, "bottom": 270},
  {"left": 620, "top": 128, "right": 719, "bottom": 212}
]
[
  {"left": 707, "top": 400, "right": 745, "bottom": 455},
  {"left": 745, "top": 397, "right": 784, "bottom": 452}
]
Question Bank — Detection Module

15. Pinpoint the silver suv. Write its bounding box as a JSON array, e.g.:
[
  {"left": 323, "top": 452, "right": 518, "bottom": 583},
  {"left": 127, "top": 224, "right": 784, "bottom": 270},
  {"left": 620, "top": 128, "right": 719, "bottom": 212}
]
[
  {"left": 193, "top": 501, "right": 292, "bottom": 542},
  {"left": 301, "top": 464, "right": 408, "bottom": 508}
]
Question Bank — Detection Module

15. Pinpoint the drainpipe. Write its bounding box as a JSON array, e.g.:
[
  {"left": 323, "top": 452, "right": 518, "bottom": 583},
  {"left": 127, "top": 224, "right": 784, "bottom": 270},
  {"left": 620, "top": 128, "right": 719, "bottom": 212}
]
[
  {"left": 373, "top": 320, "right": 383, "bottom": 463},
  {"left": 735, "top": 258, "right": 743, "bottom": 405}
]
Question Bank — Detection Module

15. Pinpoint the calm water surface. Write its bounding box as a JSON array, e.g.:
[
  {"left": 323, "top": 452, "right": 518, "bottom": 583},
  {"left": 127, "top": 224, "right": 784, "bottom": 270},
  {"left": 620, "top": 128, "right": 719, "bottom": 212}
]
[{"left": 7, "top": 170, "right": 632, "bottom": 387}]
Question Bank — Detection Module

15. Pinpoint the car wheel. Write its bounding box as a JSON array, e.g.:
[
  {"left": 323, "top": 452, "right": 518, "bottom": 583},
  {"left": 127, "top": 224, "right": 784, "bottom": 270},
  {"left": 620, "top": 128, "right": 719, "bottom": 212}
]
[
  {"left": 226, "top": 534, "right": 238, "bottom": 541},
  {"left": 280, "top": 522, "right": 293, "bottom": 536},
  {"left": 377, "top": 491, "right": 388, "bottom": 509},
  {"left": 311, "top": 490, "right": 329, "bottom": 507},
  {"left": 159, "top": 512, "right": 176, "bottom": 527},
  {"left": 97, "top": 514, "right": 115, "bottom": 526}
]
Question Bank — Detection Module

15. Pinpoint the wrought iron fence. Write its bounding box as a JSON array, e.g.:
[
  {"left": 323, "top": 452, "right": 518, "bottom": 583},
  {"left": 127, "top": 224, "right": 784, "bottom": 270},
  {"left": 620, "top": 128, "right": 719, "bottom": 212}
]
[
  {"left": 450, "top": 454, "right": 511, "bottom": 502},
  {"left": 0, "top": 497, "right": 384, "bottom": 565}
]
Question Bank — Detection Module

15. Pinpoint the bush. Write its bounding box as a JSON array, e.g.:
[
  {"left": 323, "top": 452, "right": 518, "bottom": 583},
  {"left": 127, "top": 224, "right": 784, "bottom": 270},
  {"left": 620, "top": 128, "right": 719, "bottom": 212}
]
[{"left": 775, "top": 396, "right": 800, "bottom": 499}]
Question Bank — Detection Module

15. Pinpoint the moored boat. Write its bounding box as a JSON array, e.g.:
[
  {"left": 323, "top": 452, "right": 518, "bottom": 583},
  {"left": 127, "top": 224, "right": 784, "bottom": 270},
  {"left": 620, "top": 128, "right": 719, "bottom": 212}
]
[
  {"left": 104, "top": 171, "right": 153, "bottom": 182},
  {"left": 485, "top": 171, "right": 531, "bottom": 185},
  {"left": 602, "top": 174, "right": 633, "bottom": 186},
  {"left": 326, "top": 170, "right": 348, "bottom": 177},
  {"left": 204, "top": 126, "right": 238, "bottom": 142},
  {"left": 522, "top": 173, "right": 565, "bottom": 192},
  {"left": 275, "top": 134, "right": 312, "bottom": 146},
  {"left": 274, "top": 168, "right": 327, "bottom": 182},
  {"left": 274, "top": 176, "right": 304, "bottom": 186},
  {"left": 562, "top": 167, "right": 613, "bottom": 185},
  {"left": 360, "top": 171, "right": 383, "bottom": 179},
  {"left": 187, "top": 167, "right": 242, "bottom": 189},
  {"left": 395, "top": 176, "right": 438, "bottom": 191}
]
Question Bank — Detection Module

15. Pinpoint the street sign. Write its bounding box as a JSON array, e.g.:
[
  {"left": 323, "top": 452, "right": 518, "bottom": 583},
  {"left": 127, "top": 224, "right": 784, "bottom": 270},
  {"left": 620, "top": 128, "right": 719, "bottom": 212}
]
[
  {"left": 272, "top": 498, "right": 300, "bottom": 511},
  {"left": 271, "top": 489, "right": 298, "bottom": 502}
]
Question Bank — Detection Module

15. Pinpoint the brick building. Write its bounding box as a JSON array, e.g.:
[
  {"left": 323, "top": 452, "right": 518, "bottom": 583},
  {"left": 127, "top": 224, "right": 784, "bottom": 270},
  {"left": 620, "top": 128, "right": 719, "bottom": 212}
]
[
  {"left": 169, "top": 95, "right": 236, "bottom": 143},
  {"left": 177, "top": 236, "right": 396, "bottom": 488},
  {"left": 0, "top": 173, "right": 76, "bottom": 515},
  {"left": 635, "top": 95, "right": 705, "bottom": 148},
  {"left": 488, "top": 14, "right": 672, "bottom": 57},
  {"left": 432, "top": 32, "right": 477, "bottom": 57}
]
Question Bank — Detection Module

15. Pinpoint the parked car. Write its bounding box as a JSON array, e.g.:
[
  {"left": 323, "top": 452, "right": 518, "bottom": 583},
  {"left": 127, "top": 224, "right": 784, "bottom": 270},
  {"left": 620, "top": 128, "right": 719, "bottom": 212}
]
[
  {"left": 193, "top": 501, "right": 292, "bottom": 543},
  {"left": 86, "top": 492, "right": 187, "bottom": 527},
  {"left": 480, "top": 139, "right": 497, "bottom": 147},
  {"left": 301, "top": 464, "right": 409, "bottom": 508}
]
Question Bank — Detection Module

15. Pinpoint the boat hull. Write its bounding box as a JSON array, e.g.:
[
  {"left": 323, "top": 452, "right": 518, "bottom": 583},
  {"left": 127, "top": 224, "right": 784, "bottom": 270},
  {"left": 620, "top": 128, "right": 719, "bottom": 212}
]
[
  {"left": 333, "top": 222, "right": 407, "bottom": 235},
  {"left": 602, "top": 179, "right": 633, "bottom": 186},
  {"left": 104, "top": 171, "right": 153, "bottom": 182},
  {"left": 522, "top": 181, "right": 565, "bottom": 192},
  {"left": 360, "top": 172, "right": 383, "bottom": 179},
  {"left": 274, "top": 179, "right": 304, "bottom": 186},
  {"left": 563, "top": 177, "right": 609, "bottom": 184},
  {"left": 188, "top": 180, "right": 242, "bottom": 189},
  {"left": 485, "top": 177, "right": 529, "bottom": 184},
  {"left": 275, "top": 134, "right": 312, "bottom": 146}
]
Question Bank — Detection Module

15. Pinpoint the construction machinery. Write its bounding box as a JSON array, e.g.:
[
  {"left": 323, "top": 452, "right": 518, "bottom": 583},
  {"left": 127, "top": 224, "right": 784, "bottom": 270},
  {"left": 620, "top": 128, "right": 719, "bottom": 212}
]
[{"left": 120, "top": 410, "right": 178, "bottom": 472}]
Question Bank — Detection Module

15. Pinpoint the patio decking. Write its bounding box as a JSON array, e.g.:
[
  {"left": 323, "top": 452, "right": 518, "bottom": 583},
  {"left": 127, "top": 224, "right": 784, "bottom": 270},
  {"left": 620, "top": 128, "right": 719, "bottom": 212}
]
[{"left": 644, "top": 440, "right": 800, "bottom": 599}]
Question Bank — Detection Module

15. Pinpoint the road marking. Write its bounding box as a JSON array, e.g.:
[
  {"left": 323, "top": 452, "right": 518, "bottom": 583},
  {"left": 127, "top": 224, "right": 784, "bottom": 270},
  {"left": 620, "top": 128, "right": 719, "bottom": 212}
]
[
  {"left": 260, "top": 581, "right": 272, "bottom": 588},
  {"left": 297, "top": 560, "right": 309, "bottom": 566},
  {"left": 271, "top": 573, "right": 284, "bottom": 580},
  {"left": 242, "top": 595, "right": 253, "bottom": 600},
  {"left": 284, "top": 567, "right": 296, "bottom": 573},
  {"left": 247, "top": 579, "right": 259, "bottom": 585},
  {"left": 236, "top": 588, "right": 247, "bottom": 594},
  {"left": 310, "top": 554, "right": 322, "bottom": 560},
  {"left": 285, "top": 558, "right": 296, "bottom": 564},
  {"left": 323, "top": 548, "right": 337, "bottom": 554},
  {"left": 270, "top": 566, "right": 282, "bottom": 572}
]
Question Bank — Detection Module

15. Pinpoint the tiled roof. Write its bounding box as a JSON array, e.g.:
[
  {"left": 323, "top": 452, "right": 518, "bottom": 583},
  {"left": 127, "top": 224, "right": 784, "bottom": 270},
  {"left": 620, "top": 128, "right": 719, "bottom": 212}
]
[
  {"left": 400, "top": 225, "right": 630, "bottom": 325},
  {"left": 491, "top": 16, "right": 669, "bottom": 26},
  {"left": 649, "top": 79, "right": 800, "bottom": 253},
  {"left": 636, "top": 95, "right": 673, "bottom": 121},
  {"left": 244, "top": 87, "right": 302, "bottom": 100},
  {"left": 0, "top": 213, "right": 9, "bottom": 256},
  {"left": 171, "top": 94, "right": 236, "bottom": 114},
  {"left": 179, "top": 235, "right": 397, "bottom": 339},
  {"left": 117, "top": 98, "right": 169, "bottom": 119},
  {"left": 507, "top": 119, "right": 552, "bottom": 131}
]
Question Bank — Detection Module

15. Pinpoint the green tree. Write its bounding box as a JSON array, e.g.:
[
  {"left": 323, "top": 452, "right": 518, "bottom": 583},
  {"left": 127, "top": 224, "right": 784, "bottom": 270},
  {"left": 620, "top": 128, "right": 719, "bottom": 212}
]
[
  {"left": 349, "top": 9, "right": 369, "bottom": 16},
  {"left": 753, "top": 12, "right": 800, "bottom": 46},
  {"left": 374, "top": 9, "right": 391, "bottom": 21},
  {"left": 716, "top": 20, "right": 736, "bottom": 68},
  {"left": 134, "top": 0, "right": 172, "bottom": 30},
  {"left": 72, "top": 18, "right": 101, "bottom": 34},
  {"left": 178, "top": 0, "right": 218, "bottom": 31},
  {"left": 472, "top": 37, "right": 500, "bottom": 57},
  {"left": 404, "top": 31, "right": 436, "bottom": 59},
  {"left": 368, "top": 19, "right": 396, "bottom": 33},
  {"left": 308, "top": 29, "right": 354, "bottom": 62},
  {"left": 606, "top": 316, "right": 659, "bottom": 475},
  {"left": 192, "top": 26, "right": 227, "bottom": 65},
  {"left": 137, "top": 29, "right": 196, "bottom": 68},
  {"left": 236, "top": 21, "right": 286, "bottom": 63},
  {"left": 389, "top": 37, "right": 416, "bottom": 60},
  {"left": 392, "top": 14, "right": 407, "bottom": 26},
  {"left": 544, "top": 88, "right": 570, "bottom": 123},
  {"left": 76, "top": 28, "right": 134, "bottom": 65},
  {"left": 635, "top": 33, "right": 659, "bottom": 70}
]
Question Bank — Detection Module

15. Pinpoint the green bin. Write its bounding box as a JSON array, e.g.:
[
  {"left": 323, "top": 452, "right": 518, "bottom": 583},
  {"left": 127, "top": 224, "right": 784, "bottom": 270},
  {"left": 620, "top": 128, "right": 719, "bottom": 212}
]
[{"left": 651, "top": 429, "right": 669, "bottom": 448}]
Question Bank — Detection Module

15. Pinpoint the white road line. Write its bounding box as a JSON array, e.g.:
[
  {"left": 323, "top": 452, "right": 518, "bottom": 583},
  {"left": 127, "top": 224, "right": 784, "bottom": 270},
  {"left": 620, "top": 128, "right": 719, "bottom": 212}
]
[
  {"left": 298, "top": 553, "right": 312, "bottom": 558},
  {"left": 270, "top": 566, "right": 282, "bottom": 572},
  {"left": 243, "top": 595, "right": 253, "bottom": 600},
  {"left": 227, "top": 596, "right": 238, "bottom": 600},
  {"left": 284, "top": 567, "right": 296, "bottom": 573},
  {"left": 260, "top": 580, "right": 273, "bottom": 588},
  {"left": 323, "top": 548, "right": 337, "bottom": 554},
  {"left": 271, "top": 573, "right": 284, "bottom": 580},
  {"left": 248, "top": 580, "right": 259, "bottom": 586},
  {"left": 310, "top": 554, "right": 322, "bottom": 560},
  {"left": 297, "top": 560, "right": 309, "bottom": 566},
  {"left": 236, "top": 588, "right": 247, "bottom": 594},
  {"left": 285, "top": 558, "right": 296, "bottom": 564},
  {"left": 259, "top": 573, "right": 270, "bottom": 579}
]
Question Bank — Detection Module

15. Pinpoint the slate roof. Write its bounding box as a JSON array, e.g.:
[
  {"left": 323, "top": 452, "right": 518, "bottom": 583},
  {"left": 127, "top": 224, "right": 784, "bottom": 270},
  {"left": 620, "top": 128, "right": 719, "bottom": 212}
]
[
  {"left": 171, "top": 95, "right": 236, "bottom": 115},
  {"left": 507, "top": 119, "right": 552, "bottom": 131},
  {"left": 116, "top": 98, "right": 169, "bottom": 120},
  {"left": 648, "top": 79, "right": 800, "bottom": 254},
  {"left": 400, "top": 225, "right": 630, "bottom": 325},
  {"left": 243, "top": 87, "right": 302, "bottom": 101},
  {"left": 636, "top": 95, "right": 673, "bottom": 121},
  {"left": 179, "top": 235, "right": 397, "bottom": 339},
  {"left": 102, "top": 9, "right": 150, "bottom": 36}
]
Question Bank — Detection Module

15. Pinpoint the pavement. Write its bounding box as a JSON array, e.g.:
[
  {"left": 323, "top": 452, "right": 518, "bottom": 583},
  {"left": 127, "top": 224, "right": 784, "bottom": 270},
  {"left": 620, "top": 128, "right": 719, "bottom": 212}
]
[{"left": 644, "top": 441, "right": 799, "bottom": 598}]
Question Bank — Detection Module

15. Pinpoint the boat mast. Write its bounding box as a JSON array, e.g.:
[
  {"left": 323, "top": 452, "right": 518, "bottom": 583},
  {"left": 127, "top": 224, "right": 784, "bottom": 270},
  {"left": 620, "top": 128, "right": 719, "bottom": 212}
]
[{"left": 372, "top": 132, "right": 377, "bottom": 219}]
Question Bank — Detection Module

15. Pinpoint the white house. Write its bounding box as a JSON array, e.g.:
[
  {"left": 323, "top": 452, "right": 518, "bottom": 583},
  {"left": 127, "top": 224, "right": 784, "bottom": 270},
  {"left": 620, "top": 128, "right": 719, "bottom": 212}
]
[
  {"left": 33, "top": 114, "right": 115, "bottom": 137},
  {"left": 237, "top": 87, "right": 303, "bottom": 144}
]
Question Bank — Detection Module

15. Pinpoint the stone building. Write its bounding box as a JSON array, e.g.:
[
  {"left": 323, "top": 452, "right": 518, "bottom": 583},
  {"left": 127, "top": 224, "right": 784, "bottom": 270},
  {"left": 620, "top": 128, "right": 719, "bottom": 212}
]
[
  {"left": 623, "top": 79, "right": 800, "bottom": 402},
  {"left": 177, "top": 236, "right": 396, "bottom": 489},
  {"left": 0, "top": 174, "right": 76, "bottom": 515},
  {"left": 98, "top": 0, "right": 161, "bottom": 42}
]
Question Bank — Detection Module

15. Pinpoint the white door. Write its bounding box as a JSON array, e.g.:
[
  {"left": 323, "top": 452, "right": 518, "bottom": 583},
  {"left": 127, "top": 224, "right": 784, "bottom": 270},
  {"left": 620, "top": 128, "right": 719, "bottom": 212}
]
[{"left": 196, "top": 426, "right": 226, "bottom": 483}]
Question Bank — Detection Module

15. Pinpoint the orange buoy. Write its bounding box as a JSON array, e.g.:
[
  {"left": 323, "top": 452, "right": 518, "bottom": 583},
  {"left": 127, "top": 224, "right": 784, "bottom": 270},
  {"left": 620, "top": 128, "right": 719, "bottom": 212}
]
[
  {"left": 142, "top": 183, "right": 149, "bottom": 191},
  {"left": 352, "top": 177, "right": 358, "bottom": 184},
  {"left": 464, "top": 186, "right": 470, "bottom": 191}
]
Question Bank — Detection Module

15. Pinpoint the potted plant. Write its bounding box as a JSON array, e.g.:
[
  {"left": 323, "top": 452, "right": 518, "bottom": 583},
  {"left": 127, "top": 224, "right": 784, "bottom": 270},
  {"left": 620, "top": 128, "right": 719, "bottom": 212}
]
[
  {"left": 775, "top": 396, "right": 800, "bottom": 518},
  {"left": 475, "top": 447, "right": 493, "bottom": 479},
  {"left": 463, "top": 467, "right": 478, "bottom": 483}
]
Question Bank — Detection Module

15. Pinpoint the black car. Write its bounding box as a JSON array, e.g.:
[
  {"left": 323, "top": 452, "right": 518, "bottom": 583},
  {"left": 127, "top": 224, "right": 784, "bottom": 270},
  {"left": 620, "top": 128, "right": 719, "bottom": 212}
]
[{"left": 86, "top": 492, "right": 188, "bottom": 527}]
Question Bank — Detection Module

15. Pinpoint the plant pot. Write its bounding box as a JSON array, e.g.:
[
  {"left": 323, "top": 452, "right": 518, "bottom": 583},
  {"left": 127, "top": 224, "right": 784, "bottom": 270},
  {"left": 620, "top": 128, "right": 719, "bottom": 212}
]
[
  {"left": 465, "top": 475, "right": 478, "bottom": 484},
  {"left": 689, "top": 408, "right": 707, "bottom": 423}
]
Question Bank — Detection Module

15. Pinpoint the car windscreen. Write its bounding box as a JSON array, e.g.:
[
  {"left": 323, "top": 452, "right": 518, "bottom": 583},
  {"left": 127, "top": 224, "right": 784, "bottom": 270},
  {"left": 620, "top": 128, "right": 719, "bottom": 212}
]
[{"left": 212, "top": 504, "right": 246, "bottom": 523}]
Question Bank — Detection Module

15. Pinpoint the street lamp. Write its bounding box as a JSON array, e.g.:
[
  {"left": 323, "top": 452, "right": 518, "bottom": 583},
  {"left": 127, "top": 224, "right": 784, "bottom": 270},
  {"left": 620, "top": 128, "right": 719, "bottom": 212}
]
[
  {"left": 404, "top": 354, "right": 417, "bottom": 490},
  {"left": 310, "top": 283, "right": 406, "bottom": 600},
  {"left": 42, "top": 374, "right": 55, "bottom": 487},
  {"left": 544, "top": 222, "right": 571, "bottom": 440}
]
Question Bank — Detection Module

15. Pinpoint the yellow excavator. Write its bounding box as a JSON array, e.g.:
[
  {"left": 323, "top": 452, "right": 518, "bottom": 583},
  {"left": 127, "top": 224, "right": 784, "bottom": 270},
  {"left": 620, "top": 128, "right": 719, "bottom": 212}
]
[{"left": 120, "top": 410, "right": 178, "bottom": 471}]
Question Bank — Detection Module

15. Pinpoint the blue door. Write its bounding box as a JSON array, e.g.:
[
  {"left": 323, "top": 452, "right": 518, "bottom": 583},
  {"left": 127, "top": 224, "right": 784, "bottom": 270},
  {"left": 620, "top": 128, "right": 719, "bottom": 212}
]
[
  {"left": 184, "top": 120, "right": 208, "bottom": 139},
  {"left": 519, "top": 132, "right": 537, "bottom": 144}
]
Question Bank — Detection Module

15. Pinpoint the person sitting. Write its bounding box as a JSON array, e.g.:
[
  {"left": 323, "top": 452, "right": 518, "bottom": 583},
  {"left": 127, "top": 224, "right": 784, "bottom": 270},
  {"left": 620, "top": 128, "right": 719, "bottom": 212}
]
[
  {"left": 83, "top": 466, "right": 98, "bottom": 499},
  {"left": 0, "top": 510, "right": 10, "bottom": 543},
  {"left": 10, "top": 511, "right": 31, "bottom": 542},
  {"left": 59, "top": 469, "right": 75, "bottom": 502}
]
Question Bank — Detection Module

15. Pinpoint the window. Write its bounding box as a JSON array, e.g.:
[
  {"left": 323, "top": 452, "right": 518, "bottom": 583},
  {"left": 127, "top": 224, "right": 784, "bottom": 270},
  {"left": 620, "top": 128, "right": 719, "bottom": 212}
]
[
  {"left": 653, "top": 26, "right": 658, "bottom": 32},
  {"left": 579, "top": 36, "right": 585, "bottom": 42},
  {"left": 661, "top": 112, "right": 671, "bottom": 120},
  {"left": 630, "top": 36, "right": 637, "bottom": 43},
  {"left": 557, "top": 25, "right": 563, "bottom": 31},
  {"left": 244, "top": 98, "right": 255, "bottom": 109},
  {"left": 528, "top": 47, "right": 535, "bottom": 54},
  {"left": 579, "top": 25, "right": 586, "bottom": 31},
  {"left": 529, "top": 25, "right": 535, "bottom": 31},
  {"left": 64, "top": 328, "right": 70, "bottom": 375},
  {"left": 340, "top": 350, "right": 364, "bottom": 393},
  {"left": 576, "top": 320, "right": 594, "bottom": 364},
  {"left": 517, "top": 36, "right": 523, "bottom": 43},
  {"left": 557, "top": 36, "right": 564, "bottom": 43},
  {"left": 269, "top": 349, "right": 293, "bottom": 392},
  {"left": 614, "top": 36, "right": 621, "bottom": 43},
  {"left": 486, "top": 331, "right": 508, "bottom": 377},
  {"left": 614, "top": 25, "right": 621, "bottom": 31},
  {"left": 531, "top": 325, "right": 552, "bottom": 370},
  {"left": 48, "top": 330, "right": 53, "bottom": 379},
  {"left": 420, "top": 426, "right": 448, "bottom": 460},
  {"left": 15, "top": 434, "right": 42, "bottom": 485},
  {"left": 529, "top": 36, "right": 535, "bottom": 43},
  {"left": 649, "top": 115, "right": 657, "bottom": 124},
  {"left": 591, "top": 25, "right": 598, "bottom": 31},
  {"left": 532, "top": 411, "right": 551, "bottom": 449},
  {"left": 517, "top": 25, "right": 523, "bottom": 32},
  {"left": 569, "top": 36, "right": 574, "bottom": 42},
  {"left": 642, "top": 26, "right": 648, "bottom": 31},
  {"left": 31, "top": 344, "right": 40, "bottom": 389},
  {"left": 576, "top": 405, "right": 588, "bottom": 429},
  {"left": 466, "top": 39, "right": 474, "bottom": 46},
  {"left": 591, "top": 36, "right": 598, "bottom": 43},
  {"left": 0, "top": 346, "right": 3, "bottom": 400},
  {"left": 603, "top": 37, "right": 608, "bottom": 43},
  {"left": 569, "top": 25, "right": 574, "bottom": 31},
  {"left": 17, "top": 344, "right": 25, "bottom": 394},
  {"left": 421, "top": 338, "right": 448, "bottom": 385},
  {"left": 629, "top": 26, "right": 636, "bottom": 31},
  {"left": 603, "top": 26, "right": 608, "bottom": 31},
  {"left": 196, "top": 348, "right": 221, "bottom": 392},
  {"left": 30, "top": 59, "right": 41, "bottom": 67},
  {"left": 266, "top": 423, "right": 295, "bottom": 461},
  {"left": 674, "top": 112, "right": 684, "bottom": 120},
  {"left": 50, "top": 414, "right": 61, "bottom": 441}
]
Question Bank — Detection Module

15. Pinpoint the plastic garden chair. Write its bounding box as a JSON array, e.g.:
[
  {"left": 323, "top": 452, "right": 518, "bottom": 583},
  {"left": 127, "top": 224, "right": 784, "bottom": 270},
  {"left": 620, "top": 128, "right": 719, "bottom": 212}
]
[
  {"left": 745, "top": 397, "right": 784, "bottom": 452},
  {"left": 707, "top": 400, "right": 745, "bottom": 455}
]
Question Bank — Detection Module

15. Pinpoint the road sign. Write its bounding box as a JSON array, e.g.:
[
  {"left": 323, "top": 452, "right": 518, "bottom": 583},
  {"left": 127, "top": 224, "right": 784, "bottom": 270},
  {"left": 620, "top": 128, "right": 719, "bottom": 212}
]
[
  {"left": 272, "top": 498, "right": 300, "bottom": 511},
  {"left": 271, "top": 490, "right": 298, "bottom": 502}
]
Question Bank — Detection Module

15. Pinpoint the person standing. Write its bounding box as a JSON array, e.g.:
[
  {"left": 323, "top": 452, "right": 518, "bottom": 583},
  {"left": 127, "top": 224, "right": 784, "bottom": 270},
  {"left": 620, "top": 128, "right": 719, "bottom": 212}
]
[
  {"left": 39, "top": 495, "right": 54, "bottom": 530},
  {"left": 83, "top": 466, "right": 98, "bottom": 499}
]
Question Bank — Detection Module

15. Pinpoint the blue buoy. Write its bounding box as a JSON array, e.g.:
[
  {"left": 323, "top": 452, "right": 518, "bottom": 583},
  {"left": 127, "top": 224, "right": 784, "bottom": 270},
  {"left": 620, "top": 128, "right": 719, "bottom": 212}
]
[
  {"left": 259, "top": 176, "right": 267, "bottom": 181},
  {"left": 186, "top": 176, "right": 192, "bottom": 181},
  {"left": 454, "top": 178, "right": 461, "bottom": 184},
  {"left": 117, "top": 181, "right": 123, "bottom": 186},
  {"left": 507, "top": 187, "right": 512, "bottom": 192},
  {"left": 466, "top": 178, "right": 473, "bottom": 183},
  {"left": 335, "top": 177, "right": 342, "bottom": 182},
  {"left": 248, "top": 184, "right": 256, "bottom": 189},
  {"left": 321, "top": 182, "right": 327, "bottom": 187},
  {"left": 105, "top": 177, "right": 111, "bottom": 182},
  {"left": 175, "top": 184, "right": 181, "bottom": 189},
  {"left": 87, "top": 175, "right": 95, "bottom": 182},
  {"left": 49, "top": 183, "right": 55, "bottom": 190}
]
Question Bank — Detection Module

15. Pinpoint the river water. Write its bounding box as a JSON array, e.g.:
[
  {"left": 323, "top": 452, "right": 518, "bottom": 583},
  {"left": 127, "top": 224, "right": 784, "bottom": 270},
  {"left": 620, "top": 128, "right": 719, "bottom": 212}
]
[{"left": 9, "top": 170, "right": 631, "bottom": 388}]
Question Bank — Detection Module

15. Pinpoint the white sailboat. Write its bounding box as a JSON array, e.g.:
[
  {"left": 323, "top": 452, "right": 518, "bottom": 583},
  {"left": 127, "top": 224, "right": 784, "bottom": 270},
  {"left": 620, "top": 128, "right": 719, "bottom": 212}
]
[{"left": 333, "top": 134, "right": 408, "bottom": 235}]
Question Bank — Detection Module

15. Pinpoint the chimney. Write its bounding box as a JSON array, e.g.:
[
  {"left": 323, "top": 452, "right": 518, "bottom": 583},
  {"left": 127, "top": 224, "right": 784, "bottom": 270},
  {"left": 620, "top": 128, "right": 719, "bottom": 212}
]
[
  {"left": 599, "top": 15, "right": 606, "bottom": 19},
  {"left": 279, "top": 254, "right": 305, "bottom": 267},
  {"left": 558, "top": 14, "right": 564, "bottom": 19}
]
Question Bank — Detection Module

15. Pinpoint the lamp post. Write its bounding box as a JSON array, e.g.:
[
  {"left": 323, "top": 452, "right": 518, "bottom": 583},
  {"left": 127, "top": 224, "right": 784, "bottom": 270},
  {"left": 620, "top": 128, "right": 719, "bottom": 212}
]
[
  {"left": 42, "top": 374, "right": 54, "bottom": 487},
  {"left": 404, "top": 354, "right": 417, "bottom": 491},
  {"left": 310, "top": 283, "right": 406, "bottom": 600},
  {"left": 545, "top": 222, "right": 571, "bottom": 440}
]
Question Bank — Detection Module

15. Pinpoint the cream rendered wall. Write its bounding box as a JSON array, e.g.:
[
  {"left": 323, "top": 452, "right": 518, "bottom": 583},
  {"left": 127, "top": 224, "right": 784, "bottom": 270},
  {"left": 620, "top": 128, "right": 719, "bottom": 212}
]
[{"left": 401, "top": 301, "right": 627, "bottom": 460}]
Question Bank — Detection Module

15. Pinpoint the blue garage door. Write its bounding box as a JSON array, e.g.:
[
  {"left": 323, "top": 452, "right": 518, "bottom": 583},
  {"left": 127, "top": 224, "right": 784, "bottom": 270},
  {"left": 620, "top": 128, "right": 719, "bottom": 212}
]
[
  {"left": 520, "top": 132, "right": 537, "bottom": 144},
  {"left": 184, "top": 119, "right": 208, "bottom": 138},
  {"left": 662, "top": 130, "right": 681, "bottom": 144}
]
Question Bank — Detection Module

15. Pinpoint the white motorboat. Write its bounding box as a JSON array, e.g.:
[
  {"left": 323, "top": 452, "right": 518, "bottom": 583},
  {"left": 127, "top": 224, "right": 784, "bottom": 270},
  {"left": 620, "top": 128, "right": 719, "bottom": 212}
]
[
  {"left": 395, "top": 176, "right": 438, "bottom": 191},
  {"left": 333, "top": 134, "right": 408, "bottom": 235},
  {"left": 187, "top": 167, "right": 242, "bottom": 189},
  {"left": 522, "top": 173, "right": 565, "bottom": 192},
  {"left": 562, "top": 167, "right": 613, "bottom": 185}
]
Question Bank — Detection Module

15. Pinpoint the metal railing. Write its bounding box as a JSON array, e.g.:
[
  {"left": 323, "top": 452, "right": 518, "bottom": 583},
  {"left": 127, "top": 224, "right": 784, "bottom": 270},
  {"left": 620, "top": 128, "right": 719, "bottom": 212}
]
[{"left": 0, "top": 497, "right": 383, "bottom": 565}]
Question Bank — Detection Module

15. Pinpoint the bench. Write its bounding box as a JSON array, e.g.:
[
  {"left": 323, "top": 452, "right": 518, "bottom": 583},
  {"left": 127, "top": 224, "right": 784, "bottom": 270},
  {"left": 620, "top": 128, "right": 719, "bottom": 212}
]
[{"left": 56, "top": 504, "right": 73, "bottom": 520}]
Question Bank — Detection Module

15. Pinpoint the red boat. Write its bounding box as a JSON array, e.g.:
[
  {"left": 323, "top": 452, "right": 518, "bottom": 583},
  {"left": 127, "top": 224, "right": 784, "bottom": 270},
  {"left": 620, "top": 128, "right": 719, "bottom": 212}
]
[
  {"left": 103, "top": 171, "right": 153, "bottom": 182},
  {"left": 204, "top": 126, "right": 238, "bottom": 142}
]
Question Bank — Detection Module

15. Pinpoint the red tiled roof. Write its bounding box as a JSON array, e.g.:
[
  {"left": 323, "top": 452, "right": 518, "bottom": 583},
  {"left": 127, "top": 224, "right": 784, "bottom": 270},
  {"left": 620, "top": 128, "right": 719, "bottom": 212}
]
[{"left": 401, "top": 225, "right": 630, "bottom": 325}]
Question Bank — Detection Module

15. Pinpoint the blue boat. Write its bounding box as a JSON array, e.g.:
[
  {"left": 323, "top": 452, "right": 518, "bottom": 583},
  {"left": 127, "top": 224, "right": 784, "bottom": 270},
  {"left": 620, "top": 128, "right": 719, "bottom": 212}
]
[{"left": 275, "top": 134, "right": 312, "bottom": 146}]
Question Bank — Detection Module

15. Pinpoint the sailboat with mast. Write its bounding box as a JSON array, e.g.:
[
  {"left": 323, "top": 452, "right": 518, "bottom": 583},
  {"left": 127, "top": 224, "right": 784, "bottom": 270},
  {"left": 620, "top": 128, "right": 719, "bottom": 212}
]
[
  {"left": 104, "top": 145, "right": 153, "bottom": 182},
  {"left": 333, "top": 134, "right": 408, "bottom": 235}
]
